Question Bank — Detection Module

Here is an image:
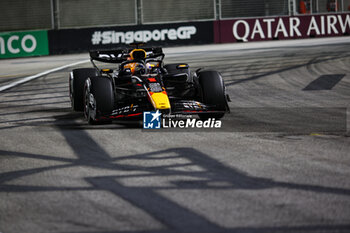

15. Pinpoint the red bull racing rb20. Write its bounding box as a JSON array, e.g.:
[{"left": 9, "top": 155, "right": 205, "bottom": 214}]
[{"left": 69, "top": 44, "right": 230, "bottom": 124}]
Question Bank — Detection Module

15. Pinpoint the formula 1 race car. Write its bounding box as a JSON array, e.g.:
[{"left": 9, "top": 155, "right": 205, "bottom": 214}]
[{"left": 69, "top": 43, "right": 230, "bottom": 124}]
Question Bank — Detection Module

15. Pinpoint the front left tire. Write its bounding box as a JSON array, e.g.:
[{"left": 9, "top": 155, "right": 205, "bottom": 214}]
[
  {"left": 69, "top": 68, "right": 99, "bottom": 111},
  {"left": 84, "top": 76, "right": 115, "bottom": 124}
]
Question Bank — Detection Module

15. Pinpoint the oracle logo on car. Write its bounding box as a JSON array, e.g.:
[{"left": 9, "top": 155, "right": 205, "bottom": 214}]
[
  {"left": 216, "top": 13, "right": 350, "bottom": 43},
  {"left": 91, "top": 26, "right": 197, "bottom": 45}
]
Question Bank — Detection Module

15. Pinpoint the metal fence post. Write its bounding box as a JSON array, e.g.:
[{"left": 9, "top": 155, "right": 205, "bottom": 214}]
[
  {"left": 51, "top": 0, "right": 54, "bottom": 29},
  {"left": 137, "top": 0, "right": 142, "bottom": 25},
  {"left": 215, "top": 0, "right": 221, "bottom": 20},
  {"left": 310, "top": 0, "right": 313, "bottom": 13},
  {"left": 51, "top": 0, "right": 60, "bottom": 29},
  {"left": 289, "top": 0, "right": 296, "bottom": 15}
]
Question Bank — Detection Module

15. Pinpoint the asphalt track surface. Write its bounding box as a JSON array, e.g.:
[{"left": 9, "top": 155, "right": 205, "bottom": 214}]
[{"left": 0, "top": 38, "right": 350, "bottom": 233}]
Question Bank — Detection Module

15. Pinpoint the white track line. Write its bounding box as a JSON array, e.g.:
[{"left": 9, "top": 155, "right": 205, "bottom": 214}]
[{"left": 0, "top": 59, "right": 90, "bottom": 92}]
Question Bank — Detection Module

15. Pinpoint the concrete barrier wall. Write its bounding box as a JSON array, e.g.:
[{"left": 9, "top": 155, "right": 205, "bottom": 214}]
[
  {"left": 0, "top": 13, "right": 349, "bottom": 59},
  {"left": 48, "top": 21, "right": 213, "bottom": 55}
]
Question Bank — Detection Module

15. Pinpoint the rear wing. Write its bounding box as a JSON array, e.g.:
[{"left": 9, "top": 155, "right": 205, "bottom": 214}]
[
  {"left": 89, "top": 50, "right": 125, "bottom": 63},
  {"left": 89, "top": 47, "right": 164, "bottom": 64}
]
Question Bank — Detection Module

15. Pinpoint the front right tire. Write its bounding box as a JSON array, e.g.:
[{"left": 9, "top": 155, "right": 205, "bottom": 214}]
[{"left": 198, "top": 70, "right": 227, "bottom": 120}]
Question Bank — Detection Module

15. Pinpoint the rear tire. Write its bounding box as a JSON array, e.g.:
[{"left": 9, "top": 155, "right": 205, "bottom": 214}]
[
  {"left": 69, "top": 68, "right": 99, "bottom": 111},
  {"left": 84, "top": 76, "right": 114, "bottom": 124},
  {"left": 198, "top": 70, "right": 227, "bottom": 120}
]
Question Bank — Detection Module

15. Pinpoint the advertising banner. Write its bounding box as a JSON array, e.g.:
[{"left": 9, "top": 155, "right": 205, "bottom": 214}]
[
  {"left": 49, "top": 21, "right": 214, "bottom": 54},
  {"left": 0, "top": 30, "right": 49, "bottom": 59},
  {"left": 215, "top": 13, "right": 350, "bottom": 43}
]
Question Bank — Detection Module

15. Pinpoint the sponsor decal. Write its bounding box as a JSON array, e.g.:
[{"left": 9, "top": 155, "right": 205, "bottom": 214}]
[
  {"left": 149, "top": 83, "right": 162, "bottom": 92},
  {"left": 91, "top": 26, "right": 197, "bottom": 45},
  {"left": 215, "top": 13, "right": 350, "bottom": 43},
  {"left": 112, "top": 105, "right": 138, "bottom": 116},
  {"left": 0, "top": 30, "right": 49, "bottom": 59},
  {"left": 182, "top": 101, "right": 204, "bottom": 110}
]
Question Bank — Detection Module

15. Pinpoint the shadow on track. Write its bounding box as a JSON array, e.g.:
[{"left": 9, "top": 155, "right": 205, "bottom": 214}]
[{"left": 0, "top": 114, "right": 350, "bottom": 232}]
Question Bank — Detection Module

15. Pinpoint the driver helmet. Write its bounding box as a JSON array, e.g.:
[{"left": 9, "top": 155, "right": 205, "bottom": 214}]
[
  {"left": 124, "top": 49, "right": 147, "bottom": 75},
  {"left": 129, "top": 49, "right": 146, "bottom": 60}
]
